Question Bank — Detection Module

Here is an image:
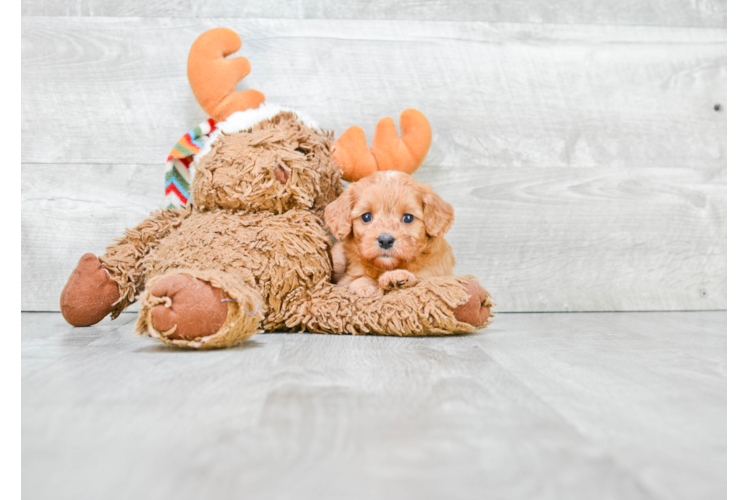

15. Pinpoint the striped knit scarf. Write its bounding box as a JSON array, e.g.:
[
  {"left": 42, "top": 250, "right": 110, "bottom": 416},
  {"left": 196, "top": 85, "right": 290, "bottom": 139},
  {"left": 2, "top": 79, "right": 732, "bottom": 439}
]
[{"left": 164, "top": 118, "right": 217, "bottom": 208}]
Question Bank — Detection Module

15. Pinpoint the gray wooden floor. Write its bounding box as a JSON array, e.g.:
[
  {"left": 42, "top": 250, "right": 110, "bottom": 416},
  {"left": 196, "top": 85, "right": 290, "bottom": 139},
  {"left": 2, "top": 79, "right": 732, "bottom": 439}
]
[{"left": 22, "top": 311, "right": 726, "bottom": 500}]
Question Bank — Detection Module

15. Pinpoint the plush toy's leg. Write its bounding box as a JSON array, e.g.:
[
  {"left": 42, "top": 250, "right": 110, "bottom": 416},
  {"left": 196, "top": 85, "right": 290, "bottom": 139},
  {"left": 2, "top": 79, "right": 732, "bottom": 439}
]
[
  {"left": 453, "top": 278, "right": 492, "bottom": 327},
  {"left": 286, "top": 275, "right": 494, "bottom": 336},
  {"left": 59, "top": 209, "right": 188, "bottom": 327},
  {"left": 98, "top": 208, "right": 189, "bottom": 318},
  {"left": 60, "top": 253, "right": 121, "bottom": 326},
  {"left": 135, "top": 269, "right": 266, "bottom": 349}
]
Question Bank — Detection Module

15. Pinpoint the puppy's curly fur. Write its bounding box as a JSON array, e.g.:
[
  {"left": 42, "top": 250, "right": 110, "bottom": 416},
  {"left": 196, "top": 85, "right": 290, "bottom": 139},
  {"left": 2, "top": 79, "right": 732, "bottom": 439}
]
[{"left": 325, "top": 171, "right": 456, "bottom": 297}]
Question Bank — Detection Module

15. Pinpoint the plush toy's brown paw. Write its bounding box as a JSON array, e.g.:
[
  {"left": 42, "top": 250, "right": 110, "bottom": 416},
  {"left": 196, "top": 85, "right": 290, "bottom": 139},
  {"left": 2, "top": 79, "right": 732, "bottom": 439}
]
[
  {"left": 378, "top": 270, "right": 420, "bottom": 291},
  {"left": 60, "top": 253, "right": 121, "bottom": 327},
  {"left": 453, "top": 279, "right": 491, "bottom": 327},
  {"left": 149, "top": 274, "right": 228, "bottom": 340}
]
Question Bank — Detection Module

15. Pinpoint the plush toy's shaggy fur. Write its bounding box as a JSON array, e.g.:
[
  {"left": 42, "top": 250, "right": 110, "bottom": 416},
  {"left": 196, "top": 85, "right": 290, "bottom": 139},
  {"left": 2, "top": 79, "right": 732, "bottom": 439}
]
[{"left": 60, "top": 111, "right": 493, "bottom": 348}]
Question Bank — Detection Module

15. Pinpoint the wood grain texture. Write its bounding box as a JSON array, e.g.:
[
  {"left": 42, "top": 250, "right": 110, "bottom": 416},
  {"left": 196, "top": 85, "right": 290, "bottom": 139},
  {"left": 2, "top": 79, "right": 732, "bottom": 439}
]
[
  {"left": 720, "top": 168, "right": 748, "bottom": 309},
  {"left": 470, "top": 311, "right": 726, "bottom": 500},
  {"left": 22, "top": 162, "right": 726, "bottom": 312},
  {"left": 21, "top": 311, "right": 726, "bottom": 500},
  {"left": 21, "top": 0, "right": 727, "bottom": 28},
  {"left": 21, "top": 18, "right": 726, "bottom": 168},
  {"left": 720, "top": 30, "right": 748, "bottom": 309},
  {"left": 416, "top": 164, "right": 726, "bottom": 312}
]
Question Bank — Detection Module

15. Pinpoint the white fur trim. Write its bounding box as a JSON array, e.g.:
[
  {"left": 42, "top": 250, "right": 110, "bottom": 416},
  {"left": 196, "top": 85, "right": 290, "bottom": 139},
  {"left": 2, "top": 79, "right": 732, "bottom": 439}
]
[
  {"left": 194, "top": 103, "right": 319, "bottom": 163},
  {"left": 384, "top": 170, "right": 407, "bottom": 178}
]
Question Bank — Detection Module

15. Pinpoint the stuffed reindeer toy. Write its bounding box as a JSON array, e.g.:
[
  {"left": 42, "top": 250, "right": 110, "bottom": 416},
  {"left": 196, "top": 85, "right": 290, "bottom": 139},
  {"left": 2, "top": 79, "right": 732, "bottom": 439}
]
[{"left": 59, "top": 28, "right": 493, "bottom": 349}]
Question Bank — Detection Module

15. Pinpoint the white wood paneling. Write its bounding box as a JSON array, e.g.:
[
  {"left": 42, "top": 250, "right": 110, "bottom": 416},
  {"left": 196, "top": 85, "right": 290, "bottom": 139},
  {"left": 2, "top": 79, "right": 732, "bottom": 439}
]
[
  {"left": 22, "top": 163, "right": 725, "bottom": 312},
  {"left": 22, "top": 311, "right": 726, "bottom": 500},
  {"left": 22, "top": 18, "right": 726, "bottom": 168},
  {"left": 22, "top": 164, "right": 162, "bottom": 311},
  {"left": 21, "top": 0, "right": 727, "bottom": 28},
  {"left": 721, "top": 29, "right": 748, "bottom": 309},
  {"left": 720, "top": 168, "right": 748, "bottom": 309},
  {"left": 418, "top": 164, "right": 726, "bottom": 312}
]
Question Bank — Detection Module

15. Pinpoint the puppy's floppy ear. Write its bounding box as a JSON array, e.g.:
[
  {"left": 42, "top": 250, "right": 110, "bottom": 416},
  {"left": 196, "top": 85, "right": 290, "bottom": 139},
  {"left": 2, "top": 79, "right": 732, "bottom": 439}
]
[
  {"left": 325, "top": 186, "right": 355, "bottom": 240},
  {"left": 422, "top": 184, "right": 454, "bottom": 239}
]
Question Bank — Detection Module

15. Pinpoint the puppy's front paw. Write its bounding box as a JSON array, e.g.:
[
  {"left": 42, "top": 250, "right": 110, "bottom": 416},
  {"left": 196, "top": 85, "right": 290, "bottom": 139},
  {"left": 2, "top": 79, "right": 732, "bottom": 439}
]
[
  {"left": 348, "top": 277, "right": 381, "bottom": 298},
  {"left": 379, "top": 270, "right": 420, "bottom": 291}
]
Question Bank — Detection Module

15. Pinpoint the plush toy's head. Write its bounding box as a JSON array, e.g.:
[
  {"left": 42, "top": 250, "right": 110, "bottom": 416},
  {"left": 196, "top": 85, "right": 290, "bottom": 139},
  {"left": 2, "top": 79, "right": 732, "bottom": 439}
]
[
  {"left": 165, "top": 28, "right": 434, "bottom": 211},
  {"left": 190, "top": 110, "right": 342, "bottom": 214}
]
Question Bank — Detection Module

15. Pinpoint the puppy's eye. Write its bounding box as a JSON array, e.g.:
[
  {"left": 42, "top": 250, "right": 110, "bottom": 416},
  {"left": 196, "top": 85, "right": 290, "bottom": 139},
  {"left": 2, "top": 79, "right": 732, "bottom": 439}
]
[
  {"left": 361, "top": 213, "right": 372, "bottom": 223},
  {"left": 402, "top": 214, "right": 414, "bottom": 224}
]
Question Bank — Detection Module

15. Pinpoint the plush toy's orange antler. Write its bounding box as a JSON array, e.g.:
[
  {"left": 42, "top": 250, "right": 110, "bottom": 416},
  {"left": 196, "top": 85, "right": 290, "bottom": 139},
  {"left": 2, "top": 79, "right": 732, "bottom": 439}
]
[
  {"left": 333, "top": 109, "right": 432, "bottom": 182},
  {"left": 187, "top": 28, "right": 265, "bottom": 121}
]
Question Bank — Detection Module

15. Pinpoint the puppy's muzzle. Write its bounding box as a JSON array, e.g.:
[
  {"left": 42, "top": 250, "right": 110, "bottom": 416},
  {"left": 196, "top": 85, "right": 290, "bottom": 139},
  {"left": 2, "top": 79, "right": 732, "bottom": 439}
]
[{"left": 377, "top": 233, "right": 396, "bottom": 250}]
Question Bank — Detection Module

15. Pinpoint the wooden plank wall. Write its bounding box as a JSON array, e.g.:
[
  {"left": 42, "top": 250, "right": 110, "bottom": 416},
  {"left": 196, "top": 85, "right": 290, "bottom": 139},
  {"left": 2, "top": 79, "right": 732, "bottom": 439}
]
[
  {"left": 721, "top": 27, "right": 748, "bottom": 310},
  {"left": 21, "top": 2, "right": 727, "bottom": 312}
]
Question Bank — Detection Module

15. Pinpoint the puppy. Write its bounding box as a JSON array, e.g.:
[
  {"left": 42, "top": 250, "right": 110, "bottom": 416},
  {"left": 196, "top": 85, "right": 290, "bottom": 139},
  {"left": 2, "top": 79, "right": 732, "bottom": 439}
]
[{"left": 324, "top": 170, "right": 456, "bottom": 297}]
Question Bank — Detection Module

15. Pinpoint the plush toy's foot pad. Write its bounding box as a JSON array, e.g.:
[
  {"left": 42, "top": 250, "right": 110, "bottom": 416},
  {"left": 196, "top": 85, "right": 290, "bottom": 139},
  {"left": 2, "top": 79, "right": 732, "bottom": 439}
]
[
  {"left": 137, "top": 269, "right": 264, "bottom": 349},
  {"left": 60, "top": 253, "right": 121, "bottom": 326},
  {"left": 149, "top": 274, "right": 229, "bottom": 340},
  {"left": 453, "top": 279, "right": 492, "bottom": 327}
]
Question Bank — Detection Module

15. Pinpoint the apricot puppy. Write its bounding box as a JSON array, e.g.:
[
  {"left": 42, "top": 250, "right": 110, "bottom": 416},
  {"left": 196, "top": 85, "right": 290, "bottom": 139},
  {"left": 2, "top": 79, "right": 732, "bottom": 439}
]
[{"left": 324, "top": 170, "right": 456, "bottom": 297}]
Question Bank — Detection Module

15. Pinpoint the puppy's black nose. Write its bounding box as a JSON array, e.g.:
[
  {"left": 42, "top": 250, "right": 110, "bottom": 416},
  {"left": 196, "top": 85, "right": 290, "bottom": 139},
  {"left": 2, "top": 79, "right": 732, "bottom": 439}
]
[{"left": 377, "top": 233, "right": 395, "bottom": 249}]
